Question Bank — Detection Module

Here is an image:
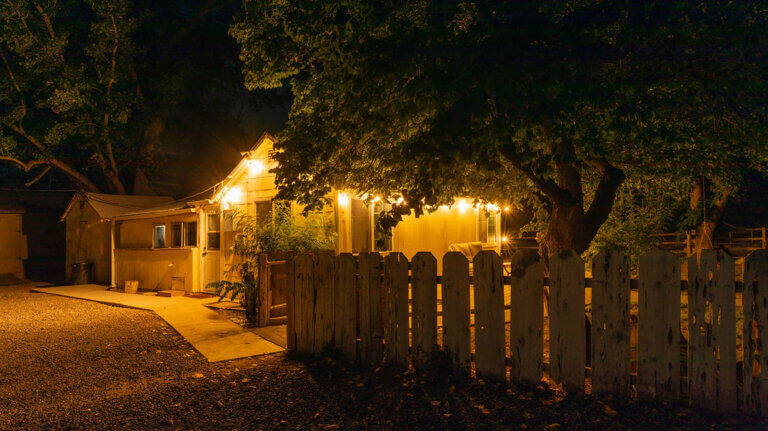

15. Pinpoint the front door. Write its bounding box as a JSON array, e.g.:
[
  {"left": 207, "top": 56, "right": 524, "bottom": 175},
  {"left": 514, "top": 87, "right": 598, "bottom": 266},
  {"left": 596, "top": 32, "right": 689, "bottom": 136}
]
[{"left": 202, "top": 211, "right": 221, "bottom": 292}]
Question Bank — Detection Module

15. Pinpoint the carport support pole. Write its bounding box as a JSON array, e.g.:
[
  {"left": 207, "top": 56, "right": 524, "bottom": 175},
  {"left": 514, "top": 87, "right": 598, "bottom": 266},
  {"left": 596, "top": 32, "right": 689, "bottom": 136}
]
[{"left": 110, "top": 220, "right": 117, "bottom": 288}]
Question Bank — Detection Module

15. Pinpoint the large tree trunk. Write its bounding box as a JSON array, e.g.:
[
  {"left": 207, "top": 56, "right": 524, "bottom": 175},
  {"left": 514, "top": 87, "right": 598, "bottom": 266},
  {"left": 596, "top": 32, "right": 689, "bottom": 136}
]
[
  {"left": 689, "top": 178, "right": 730, "bottom": 256},
  {"left": 542, "top": 161, "right": 625, "bottom": 256}
]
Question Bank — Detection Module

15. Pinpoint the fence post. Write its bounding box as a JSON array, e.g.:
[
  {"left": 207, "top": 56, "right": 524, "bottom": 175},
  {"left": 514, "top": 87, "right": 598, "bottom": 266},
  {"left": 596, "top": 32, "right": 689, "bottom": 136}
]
[
  {"left": 411, "top": 252, "right": 438, "bottom": 366},
  {"left": 314, "top": 253, "right": 335, "bottom": 355},
  {"left": 442, "top": 252, "right": 471, "bottom": 370},
  {"left": 687, "top": 250, "right": 737, "bottom": 411},
  {"left": 473, "top": 250, "right": 506, "bottom": 381},
  {"left": 358, "top": 252, "right": 383, "bottom": 363},
  {"left": 590, "top": 250, "right": 630, "bottom": 396},
  {"left": 637, "top": 249, "right": 680, "bottom": 401},
  {"left": 334, "top": 253, "right": 357, "bottom": 359},
  {"left": 384, "top": 253, "right": 409, "bottom": 365},
  {"left": 549, "top": 250, "right": 586, "bottom": 393},
  {"left": 286, "top": 254, "right": 296, "bottom": 351},
  {"left": 294, "top": 254, "right": 315, "bottom": 353},
  {"left": 743, "top": 250, "right": 768, "bottom": 415},
  {"left": 509, "top": 249, "right": 543, "bottom": 387}
]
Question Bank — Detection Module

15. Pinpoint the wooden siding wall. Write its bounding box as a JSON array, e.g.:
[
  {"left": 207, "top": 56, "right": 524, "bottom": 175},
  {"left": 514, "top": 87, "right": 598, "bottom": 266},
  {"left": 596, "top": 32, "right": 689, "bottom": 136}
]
[
  {"left": 114, "top": 248, "right": 198, "bottom": 292},
  {"left": 288, "top": 249, "right": 766, "bottom": 415},
  {"left": 0, "top": 213, "right": 27, "bottom": 277},
  {"left": 65, "top": 201, "right": 111, "bottom": 284}
]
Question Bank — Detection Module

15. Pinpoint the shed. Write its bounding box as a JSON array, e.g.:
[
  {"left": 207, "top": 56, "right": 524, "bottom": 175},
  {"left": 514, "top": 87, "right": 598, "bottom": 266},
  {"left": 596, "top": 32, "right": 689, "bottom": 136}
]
[
  {"left": 0, "top": 204, "right": 27, "bottom": 279},
  {"left": 61, "top": 192, "right": 174, "bottom": 285}
]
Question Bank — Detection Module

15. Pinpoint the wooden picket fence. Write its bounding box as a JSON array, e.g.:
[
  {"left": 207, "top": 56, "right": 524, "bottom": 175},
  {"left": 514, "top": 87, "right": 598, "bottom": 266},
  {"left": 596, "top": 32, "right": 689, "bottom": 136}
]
[{"left": 285, "top": 248, "right": 768, "bottom": 415}]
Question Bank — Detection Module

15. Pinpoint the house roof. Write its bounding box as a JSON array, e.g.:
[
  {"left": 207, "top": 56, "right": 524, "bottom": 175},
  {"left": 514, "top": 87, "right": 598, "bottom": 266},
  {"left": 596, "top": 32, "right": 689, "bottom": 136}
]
[
  {"left": 0, "top": 204, "right": 25, "bottom": 214},
  {"left": 60, "top": 192, "right": 175, "bottom": 221},
  {"left": 214, "top": 132, "right": 277, "bottom": 202}
]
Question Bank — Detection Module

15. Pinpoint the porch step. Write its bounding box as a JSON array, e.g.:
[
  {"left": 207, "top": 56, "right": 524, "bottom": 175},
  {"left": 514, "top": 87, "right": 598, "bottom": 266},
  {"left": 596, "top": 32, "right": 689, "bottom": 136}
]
[{"left": 156, "top": 290, "right": 185, "bottom": 297}]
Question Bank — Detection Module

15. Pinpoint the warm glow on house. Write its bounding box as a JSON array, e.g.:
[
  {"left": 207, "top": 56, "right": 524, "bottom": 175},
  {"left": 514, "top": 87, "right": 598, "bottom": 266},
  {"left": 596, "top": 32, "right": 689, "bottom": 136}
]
[
  {"left": 223, "top": 186, "right": 243, "bottom": 207},
  {"left": 248, "top": 159, "right": 265, "bottom": 176},
  {"left": 457, "top": 199, "right": 470, "bottom": 212}
]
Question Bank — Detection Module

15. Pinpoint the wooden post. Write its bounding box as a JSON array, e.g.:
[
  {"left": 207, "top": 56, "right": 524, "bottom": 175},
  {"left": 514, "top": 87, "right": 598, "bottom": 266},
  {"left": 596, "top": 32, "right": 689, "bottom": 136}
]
[
  {"left": 508, "top": 249, "right": 543, "bottom": 387},
  {"left": 743, "top": 250, "right": 768, "bottom": 415},
  {"left": 549, "top": 250, "right": 586, "bottom": 393},
  {"left": 334, "top": 253, "right": 357, "bottom": 359},
  {"left": 314, "top": 253, "right": 335, "bottom": 354},
  {"left": 258, "top": 253, "right": 269, "bottom": 327},
  {"left": 637, "top": 249, "right": 680, "bottom": 401},
  {"left": 442, "top": 252, "right": 471, "bottom": 370},
  {"left": 473, "top": 251, "right": 506, "bottom": 381},
  {"left": 687, "top": 250, "right": 736, "bottom": 411},
  {"left": 294, "top": 254, "right": 315, "bottom": 353},
  {"left": 286, "top": 255, "right": 296, "bottom": 350},
  {"left": 383, "top": 253, "right": 409, "bottom": 365},
  {"left": 411, "top": 252, "right": 438, "bottom": 366},
  {"left": 358, "top": 252, "right": 383, "bottom": 363},
  {"left": 590, "top": 250, "right": 630, "bottom": 396}
]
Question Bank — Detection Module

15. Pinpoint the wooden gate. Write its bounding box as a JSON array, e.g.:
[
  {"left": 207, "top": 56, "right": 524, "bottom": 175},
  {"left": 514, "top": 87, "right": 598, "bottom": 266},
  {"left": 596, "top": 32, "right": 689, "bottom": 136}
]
[{"left": 258, "top": 252, "right": 291, "bottom": 326}]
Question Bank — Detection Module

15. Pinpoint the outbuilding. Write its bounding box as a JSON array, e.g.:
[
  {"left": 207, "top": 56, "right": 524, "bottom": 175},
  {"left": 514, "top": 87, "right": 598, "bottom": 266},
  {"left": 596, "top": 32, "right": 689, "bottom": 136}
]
[{"left": 60, "top": 192, "right": 174, "bottom": 285}]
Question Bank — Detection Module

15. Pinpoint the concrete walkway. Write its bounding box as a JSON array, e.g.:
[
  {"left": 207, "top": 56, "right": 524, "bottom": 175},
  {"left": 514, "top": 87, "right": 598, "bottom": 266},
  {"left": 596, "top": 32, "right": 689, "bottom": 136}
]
[{"left": 31, "top": 284, "right": 284, "bottom": 362}]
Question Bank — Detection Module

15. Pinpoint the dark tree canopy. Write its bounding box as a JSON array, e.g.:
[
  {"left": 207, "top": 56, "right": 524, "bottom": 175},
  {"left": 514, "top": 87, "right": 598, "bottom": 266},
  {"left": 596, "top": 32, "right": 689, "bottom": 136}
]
[
  {"left": 1, "top": 0, "right": 286, "bottom": 195},
  {"left": 233, "top": 0, "right": 768, "bottom": 254}
]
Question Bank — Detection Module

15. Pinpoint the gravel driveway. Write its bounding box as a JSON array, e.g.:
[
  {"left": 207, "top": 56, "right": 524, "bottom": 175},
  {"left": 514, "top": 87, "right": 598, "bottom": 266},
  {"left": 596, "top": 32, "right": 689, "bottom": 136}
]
[{"left": 2, "top": 283, "right": 766, "bottom": 430}]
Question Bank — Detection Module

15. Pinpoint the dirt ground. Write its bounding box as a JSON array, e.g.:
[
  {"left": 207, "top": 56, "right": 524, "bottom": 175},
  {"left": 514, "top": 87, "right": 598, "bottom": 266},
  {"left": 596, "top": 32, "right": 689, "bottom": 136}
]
[{"left": 1, "top": 283, "right": 765, "bottom": 430}]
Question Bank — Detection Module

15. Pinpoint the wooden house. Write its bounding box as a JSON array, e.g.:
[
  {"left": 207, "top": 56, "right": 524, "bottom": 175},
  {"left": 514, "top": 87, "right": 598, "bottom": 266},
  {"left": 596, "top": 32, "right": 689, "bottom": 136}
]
[{"left": 106, "top": 133, "right": 501, "bottom": 298}]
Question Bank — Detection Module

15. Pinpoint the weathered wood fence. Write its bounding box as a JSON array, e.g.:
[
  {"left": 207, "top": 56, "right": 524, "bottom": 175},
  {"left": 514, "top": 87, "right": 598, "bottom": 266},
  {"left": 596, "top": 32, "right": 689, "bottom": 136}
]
[{"left": 286, "top": 249, "right": 768, "bottom": 415}]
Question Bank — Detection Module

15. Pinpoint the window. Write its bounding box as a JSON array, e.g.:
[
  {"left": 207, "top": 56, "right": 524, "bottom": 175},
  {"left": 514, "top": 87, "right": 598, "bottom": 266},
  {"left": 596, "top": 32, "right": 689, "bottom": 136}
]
[
  {"left": 184, "top": 221, "right": 197, "bottom": 247},
  {"left": 207, "top": 213, "right": 220, "bottom": 250},
  {"left": 153, "top": 224, "right": 166, "bottom": 248},
  {"left": 170, "top": 223, "right": 183, "bottom": 248},
  {"left": 372, "top": 201, "right": 393, "bottom": 252},
  {"left": 255, "top": 201, "right": 272, "bottom": 224},
  {"left": 479, "top": 210, "right": 499, "bottom": 243}
]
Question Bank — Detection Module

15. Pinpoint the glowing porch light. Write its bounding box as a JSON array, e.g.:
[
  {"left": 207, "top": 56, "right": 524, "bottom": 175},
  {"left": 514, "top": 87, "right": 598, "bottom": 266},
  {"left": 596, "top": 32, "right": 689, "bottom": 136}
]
[
  {"left": 338, "top": 192, "right": 350, "bottom": 207},
  {"left": 396, "top": 196, "right": 405, "bottom": 205},
  {"left": 457, "top": 199, "right": 470, "bottom": 212},
  {"left": 248, "top": 159, "right": 265, "bottom": 176},
  {"left": 502, "top": 236, "right": 508, "bottom": 243},
  {"left": 223, "top": 186, "right": 243, "bottom": 206},
  {"left": 504, "top": 206, "right": 510, "bottom": 212}
]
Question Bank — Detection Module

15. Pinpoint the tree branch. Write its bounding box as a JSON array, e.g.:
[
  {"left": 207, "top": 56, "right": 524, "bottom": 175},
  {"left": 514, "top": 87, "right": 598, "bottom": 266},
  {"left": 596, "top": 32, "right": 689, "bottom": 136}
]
[
  {"left": 499, "top": 146, "right": 577, "bottom": 206},
  {"left": 583, "top": 160, "right": 625, "bottom": 231}
]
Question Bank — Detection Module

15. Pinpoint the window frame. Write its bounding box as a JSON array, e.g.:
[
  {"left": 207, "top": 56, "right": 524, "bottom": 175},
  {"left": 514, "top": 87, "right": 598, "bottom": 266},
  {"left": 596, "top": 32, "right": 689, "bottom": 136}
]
[
  {"left": 153, "top": 224, "right": 167, "bottom": 249},
  {"left": 183, "top": 221, "right": 198, "bottom": 247},
  {"left": 206, "top": 213, "right": 221, "bottom": 250},
  {"left": 372, "top": 201, "right": 394, "bottom": 252},
  {"left": 169, "top": 222, "right": 183, "bottom": 248}
]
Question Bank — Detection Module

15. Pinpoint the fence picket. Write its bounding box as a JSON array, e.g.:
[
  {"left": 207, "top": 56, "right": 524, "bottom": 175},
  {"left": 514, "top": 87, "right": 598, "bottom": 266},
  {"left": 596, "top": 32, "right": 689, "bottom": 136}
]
[
  {"left": 591, "top": 250, "right": 630, "bottom": 396},
  {"left": 549, "top": 251, "right": 586, "bottom": 393},
  {"left": 473, "top": 251, "right": 506, "bottom": 381},
  {"left": 334, "top": 253, "right": 357, "bottom": 359},
  {"left": 294, "top": 254, "right": 314, "bottom": 354},
  {"left": 314, "top": 253, "right": 335, "bottom": 354},
  {"left": 509, "top": 249, "right": 543, "bottom": 386},
  {"left": 743, "top": 250, "right": 768, "bottom": 415},
  {"left": 384, "top": 253, "right": 409, "bottom": 365},
  {"left": 687, "top": 250, "right": 737, "bottom": 411},
  {"left": 412, "top": 252, "right": 438, "bottom": 366},
  {"left": 638, "top": 249, "right": 680, "bottom": 401},
  {"left": 358, "top": 252, "right": 383, "bottom": 363},
  {"left": 286, "top": 255, "right": 296, "bottom": 351},
  {"left": 442, "top": 252, "right": 471, "bottom": 369}
]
